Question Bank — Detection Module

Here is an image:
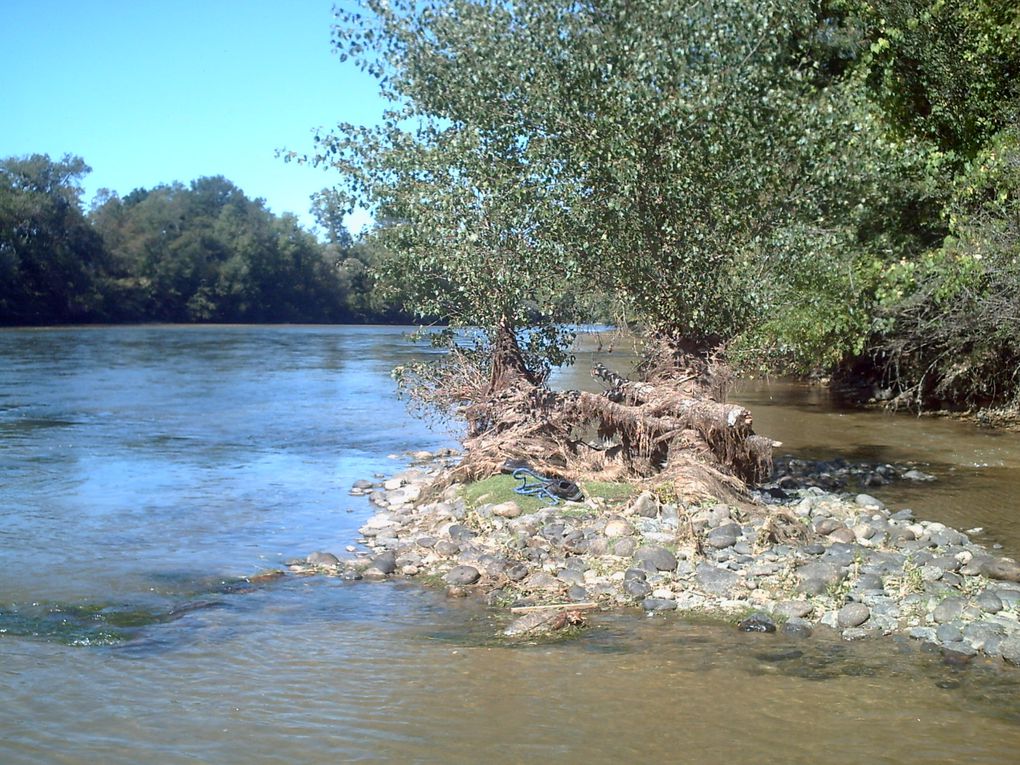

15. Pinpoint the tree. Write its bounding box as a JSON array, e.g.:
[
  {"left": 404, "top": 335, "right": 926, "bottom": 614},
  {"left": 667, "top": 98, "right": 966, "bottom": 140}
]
[
  {"left": 315, "top": 0, "right": 808, "bottom": 496},
  {"left": 846, "top": 0, "right": 1020, "bottom": 157},
  {"left": 0, "top": 154, "right": 106, "bottom": 323}
]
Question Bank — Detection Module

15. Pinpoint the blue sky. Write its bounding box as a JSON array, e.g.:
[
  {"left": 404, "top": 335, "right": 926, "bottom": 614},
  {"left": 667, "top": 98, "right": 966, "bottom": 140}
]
[{"left": 2, "top": 0, "right": 382, "bottom": 235}]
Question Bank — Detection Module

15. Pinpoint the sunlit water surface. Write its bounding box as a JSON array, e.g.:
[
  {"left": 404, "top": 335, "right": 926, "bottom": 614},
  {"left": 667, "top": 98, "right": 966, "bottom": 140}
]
[{"left": 2, "top": 326, "right": 1020, "bottom": 764}]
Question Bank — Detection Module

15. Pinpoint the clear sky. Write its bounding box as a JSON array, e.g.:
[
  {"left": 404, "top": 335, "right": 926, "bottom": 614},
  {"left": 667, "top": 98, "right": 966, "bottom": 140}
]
[{"left": 2, "top": 0, "right": 383, "bottom": 235}]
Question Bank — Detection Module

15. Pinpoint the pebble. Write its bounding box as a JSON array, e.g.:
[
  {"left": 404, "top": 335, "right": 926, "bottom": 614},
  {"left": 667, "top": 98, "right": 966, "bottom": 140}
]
[
  {"left": 797, "top": 561, "right": 844, "bottom": 596},
  {"left": 696, "top": 564, "right": 740, "bottom": 595},
  {"left": 837, "top": 603, "right": 871, "bottom": 628},
  {"left": 445, "top": 565, "right": 481, "bottom": 585},
  {"left": 774, "top": 600, "right": 814, "bottom": 619},
  {"left": 306, "top": 551, "right": 340, "bottom": 566},
  {"left": 932, "top": 598, "right": 965, "bottom": 623},
  {"left": 330, "top": 456, "right": 1020, "bottom": 665},
  {"left": 492, "top": 501, "right": 522, "bottom": 518},
  {"left": 738, "top": 613, "right": 777, "bottom": 633},
  {"left": 935, "top": 623, "right": 964, "bottom": 644},
  {"left": 643, "top": 597, "right": 678, "bottom": 612},
  {"left": 604, "top": 518, "right": 634, "bottom": 538},
  {"left": 634, "top": 545, "right": 678, "bottom": 572},
  {"left": 707, "top": 524, "right": 740, "bottom": 549},
  {"left": 629, "top": 492, "right": 660, "bottom": 518},
  {"left": 976, "top": 591, "right": 1004, "bottom": 613},
  {"left": 781, "top": 619, "right": 813, "bottom": 638}
]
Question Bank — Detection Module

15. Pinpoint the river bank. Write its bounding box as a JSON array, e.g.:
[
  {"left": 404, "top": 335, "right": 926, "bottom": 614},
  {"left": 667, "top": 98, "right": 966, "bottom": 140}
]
[{"left": 290, "top": 450, "right": 1020, "bottom": 665}]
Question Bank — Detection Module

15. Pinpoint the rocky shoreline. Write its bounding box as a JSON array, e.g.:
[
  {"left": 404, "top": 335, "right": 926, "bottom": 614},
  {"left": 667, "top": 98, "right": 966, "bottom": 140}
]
[{"left": 289, "top": 450, "right": 1020, "bottom": 665}]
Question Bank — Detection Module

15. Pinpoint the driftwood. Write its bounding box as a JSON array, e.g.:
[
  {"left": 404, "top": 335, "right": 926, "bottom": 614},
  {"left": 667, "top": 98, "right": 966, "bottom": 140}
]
[
  {"left": 509, "top": 602, "right": 600, "bottom": 614},
  {"left": 444, "top": 333, "right": 775, "bottom": 506}
]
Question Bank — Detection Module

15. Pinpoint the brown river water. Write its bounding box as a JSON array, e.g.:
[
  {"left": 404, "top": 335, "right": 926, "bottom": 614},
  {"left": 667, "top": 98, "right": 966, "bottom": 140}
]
[{"left": 2, "top": 326, "right": 1020, "bottom": 764}]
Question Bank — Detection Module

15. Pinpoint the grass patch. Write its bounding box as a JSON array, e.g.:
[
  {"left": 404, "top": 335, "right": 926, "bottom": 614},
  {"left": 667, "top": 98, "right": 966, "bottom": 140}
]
[
  {"left": 582, "top": 480, "right": 640, "bottom": 506},
  {"left": 461, "top": 474, "right": 549, "bottom": 513},
  {"left": 461, "top": 474, "right": 640, "bottom": 514}
]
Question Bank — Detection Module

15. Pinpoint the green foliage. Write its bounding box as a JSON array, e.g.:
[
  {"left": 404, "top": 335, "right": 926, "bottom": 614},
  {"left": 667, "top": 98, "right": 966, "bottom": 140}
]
[
  {"left": 846, "top": 0, "right": 1020, "bottom": 157},
  {"left": 875, "top": 126, "right": 1020, "bottom": 407},
  {"left": 322, "top": 1, "right": 912, "bottom": 362},
  {"left": 0, "top": 154, "right": 107, "bottom": 323},
  {"left": 89, "top": 176, "right": 355, "bottom": 322}
]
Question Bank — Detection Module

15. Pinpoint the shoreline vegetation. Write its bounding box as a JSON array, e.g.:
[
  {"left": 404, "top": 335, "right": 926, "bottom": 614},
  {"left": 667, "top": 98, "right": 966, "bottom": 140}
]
[{"left": 289, "top": 447, "right": 1020, "bottom": 666}]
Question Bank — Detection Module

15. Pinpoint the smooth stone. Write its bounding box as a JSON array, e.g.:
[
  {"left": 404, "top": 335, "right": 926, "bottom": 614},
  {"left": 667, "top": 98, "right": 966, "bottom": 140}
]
[
  {"left": 707, "top": 524, "right": 740, "bottom": 549},
  {"left": 797, "top": 561, "right": 844, "bottom": 595},
  {"left": 855, "top": 494, "right": 886, "bottom": 510},
  {"left": 976, "top": 591, "right": 1004, "bottom": 613},
  {"left": 774, "top": 600, "right": 814, "bottom": 619},
  {"left": 634, "top": 545, "right": 679, "bottom": 572},
  {"left": 935, "top": 622, "right": 964, "bottom": 644},
  {"left": 890, "top": 509, "right": 915, "bottom": 521},
  {"left": 980, "top": 558, "right": 1020, "bottom": 582},
  {"left": 802, "top": 543, "right": 825, "bottom": 556},
  {"left": 352, "top": 479, "right": 374, "bottom": 490},
  {"left": 829, "top": 528, "right": 857, "bottom": 545},
  {"left": 630, "top": 491, "right": 660, "bottom": 518},
  {"left": 604, "top": 519, "right": 634, "bottom": 538},
  {"left": 738, "top": 613, "right": 777, "bottom": 633},
  {"left": 837, "top": 603, "right": 871, "bottom": 628},
  {"left": 902, "top": 470, "right": 934, "bottom": 482},
  {"left": 447, "top": 524, "right": 477, "bottom": 541},
  {"left": 366, "top": 551, "right": 397, "bottom": 575},
  {"left": 696, "top": 563, "right": 740, "bottom": 595},
  {"left": 416, "top": 536, "right": 437, "bottom": 548},
  {"left": 781, "top": 619, "right": 813, "bottom": 638},
  {"left": 623, "top": 578, "right": 653, "bottom": 598},
  {"left": 505, "top": 562, "right": 529, "bottom": 582},
  {"left": 434, "top": 540, "right": 460, "bottom": 556},
  {"left": 932, "top": 597, "right": 965, "bottom": 623},
  {"left": 307, "top": 551, "right": 340, "bottom": 566},
  {"left": 445, "top": 565, "right": 481, "bottom": 585},
  {"left": 642, "top": 597, "right": 678, "bottom": 611},
  {"left": 492, "top": 501, "right": 522, "bottom": 519},
  {"left": 612, "top": 538, "right": 638, "bottom": 557},
  {"left": 1002, "top": 636, "right": 1020, "bottom": 666},
  {"left": 908, "top": 626, "right": 937, "bottom": 641}
]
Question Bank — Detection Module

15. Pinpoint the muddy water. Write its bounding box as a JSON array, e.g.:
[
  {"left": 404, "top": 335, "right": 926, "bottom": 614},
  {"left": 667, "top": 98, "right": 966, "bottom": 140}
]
[{"left": 2, "top": 326, "right": 1020, "bottom": 764}]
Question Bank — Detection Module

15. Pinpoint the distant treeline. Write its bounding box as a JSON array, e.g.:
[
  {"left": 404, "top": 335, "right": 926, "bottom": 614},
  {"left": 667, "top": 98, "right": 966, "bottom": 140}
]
[{"left": 0, "top": 154, "right": 406, "bottom": 325}]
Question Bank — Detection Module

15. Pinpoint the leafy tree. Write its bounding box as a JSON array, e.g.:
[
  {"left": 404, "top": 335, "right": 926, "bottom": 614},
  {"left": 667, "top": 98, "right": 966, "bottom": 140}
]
[
  {"left": 320, "top": 0, "right": 934, "bottom": 381},
  {"left": 91, "top": 177, "right": 355, "bottom": 323},
  {"left": 0, "top": 154, "right": 106, "bottom": 323},
  {"left": 846, "top": 0, "right": 1020, "bottom": 157}
]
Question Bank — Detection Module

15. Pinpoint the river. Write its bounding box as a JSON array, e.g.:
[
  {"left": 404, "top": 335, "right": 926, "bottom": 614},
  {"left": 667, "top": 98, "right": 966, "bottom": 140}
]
[{"left": 2, "top": 325, "right": 1019, "bottom": 764}]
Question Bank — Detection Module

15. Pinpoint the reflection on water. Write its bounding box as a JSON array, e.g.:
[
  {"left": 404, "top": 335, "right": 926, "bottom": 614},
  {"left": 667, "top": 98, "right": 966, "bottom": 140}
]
[{"left": 2, "top": 326, "right": 1020, "bottom": 764}]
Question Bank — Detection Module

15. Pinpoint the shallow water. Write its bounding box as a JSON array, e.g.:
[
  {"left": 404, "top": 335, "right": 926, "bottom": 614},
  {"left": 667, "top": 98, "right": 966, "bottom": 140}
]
[{"left": 2, "top": 325, "right": 1020, "bottom": 764}]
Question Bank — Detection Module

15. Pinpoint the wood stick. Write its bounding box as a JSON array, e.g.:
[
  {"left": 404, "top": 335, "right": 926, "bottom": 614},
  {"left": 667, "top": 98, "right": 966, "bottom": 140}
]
[{"left": 510, "top": 602, "right": 600, "bottom": 614}]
